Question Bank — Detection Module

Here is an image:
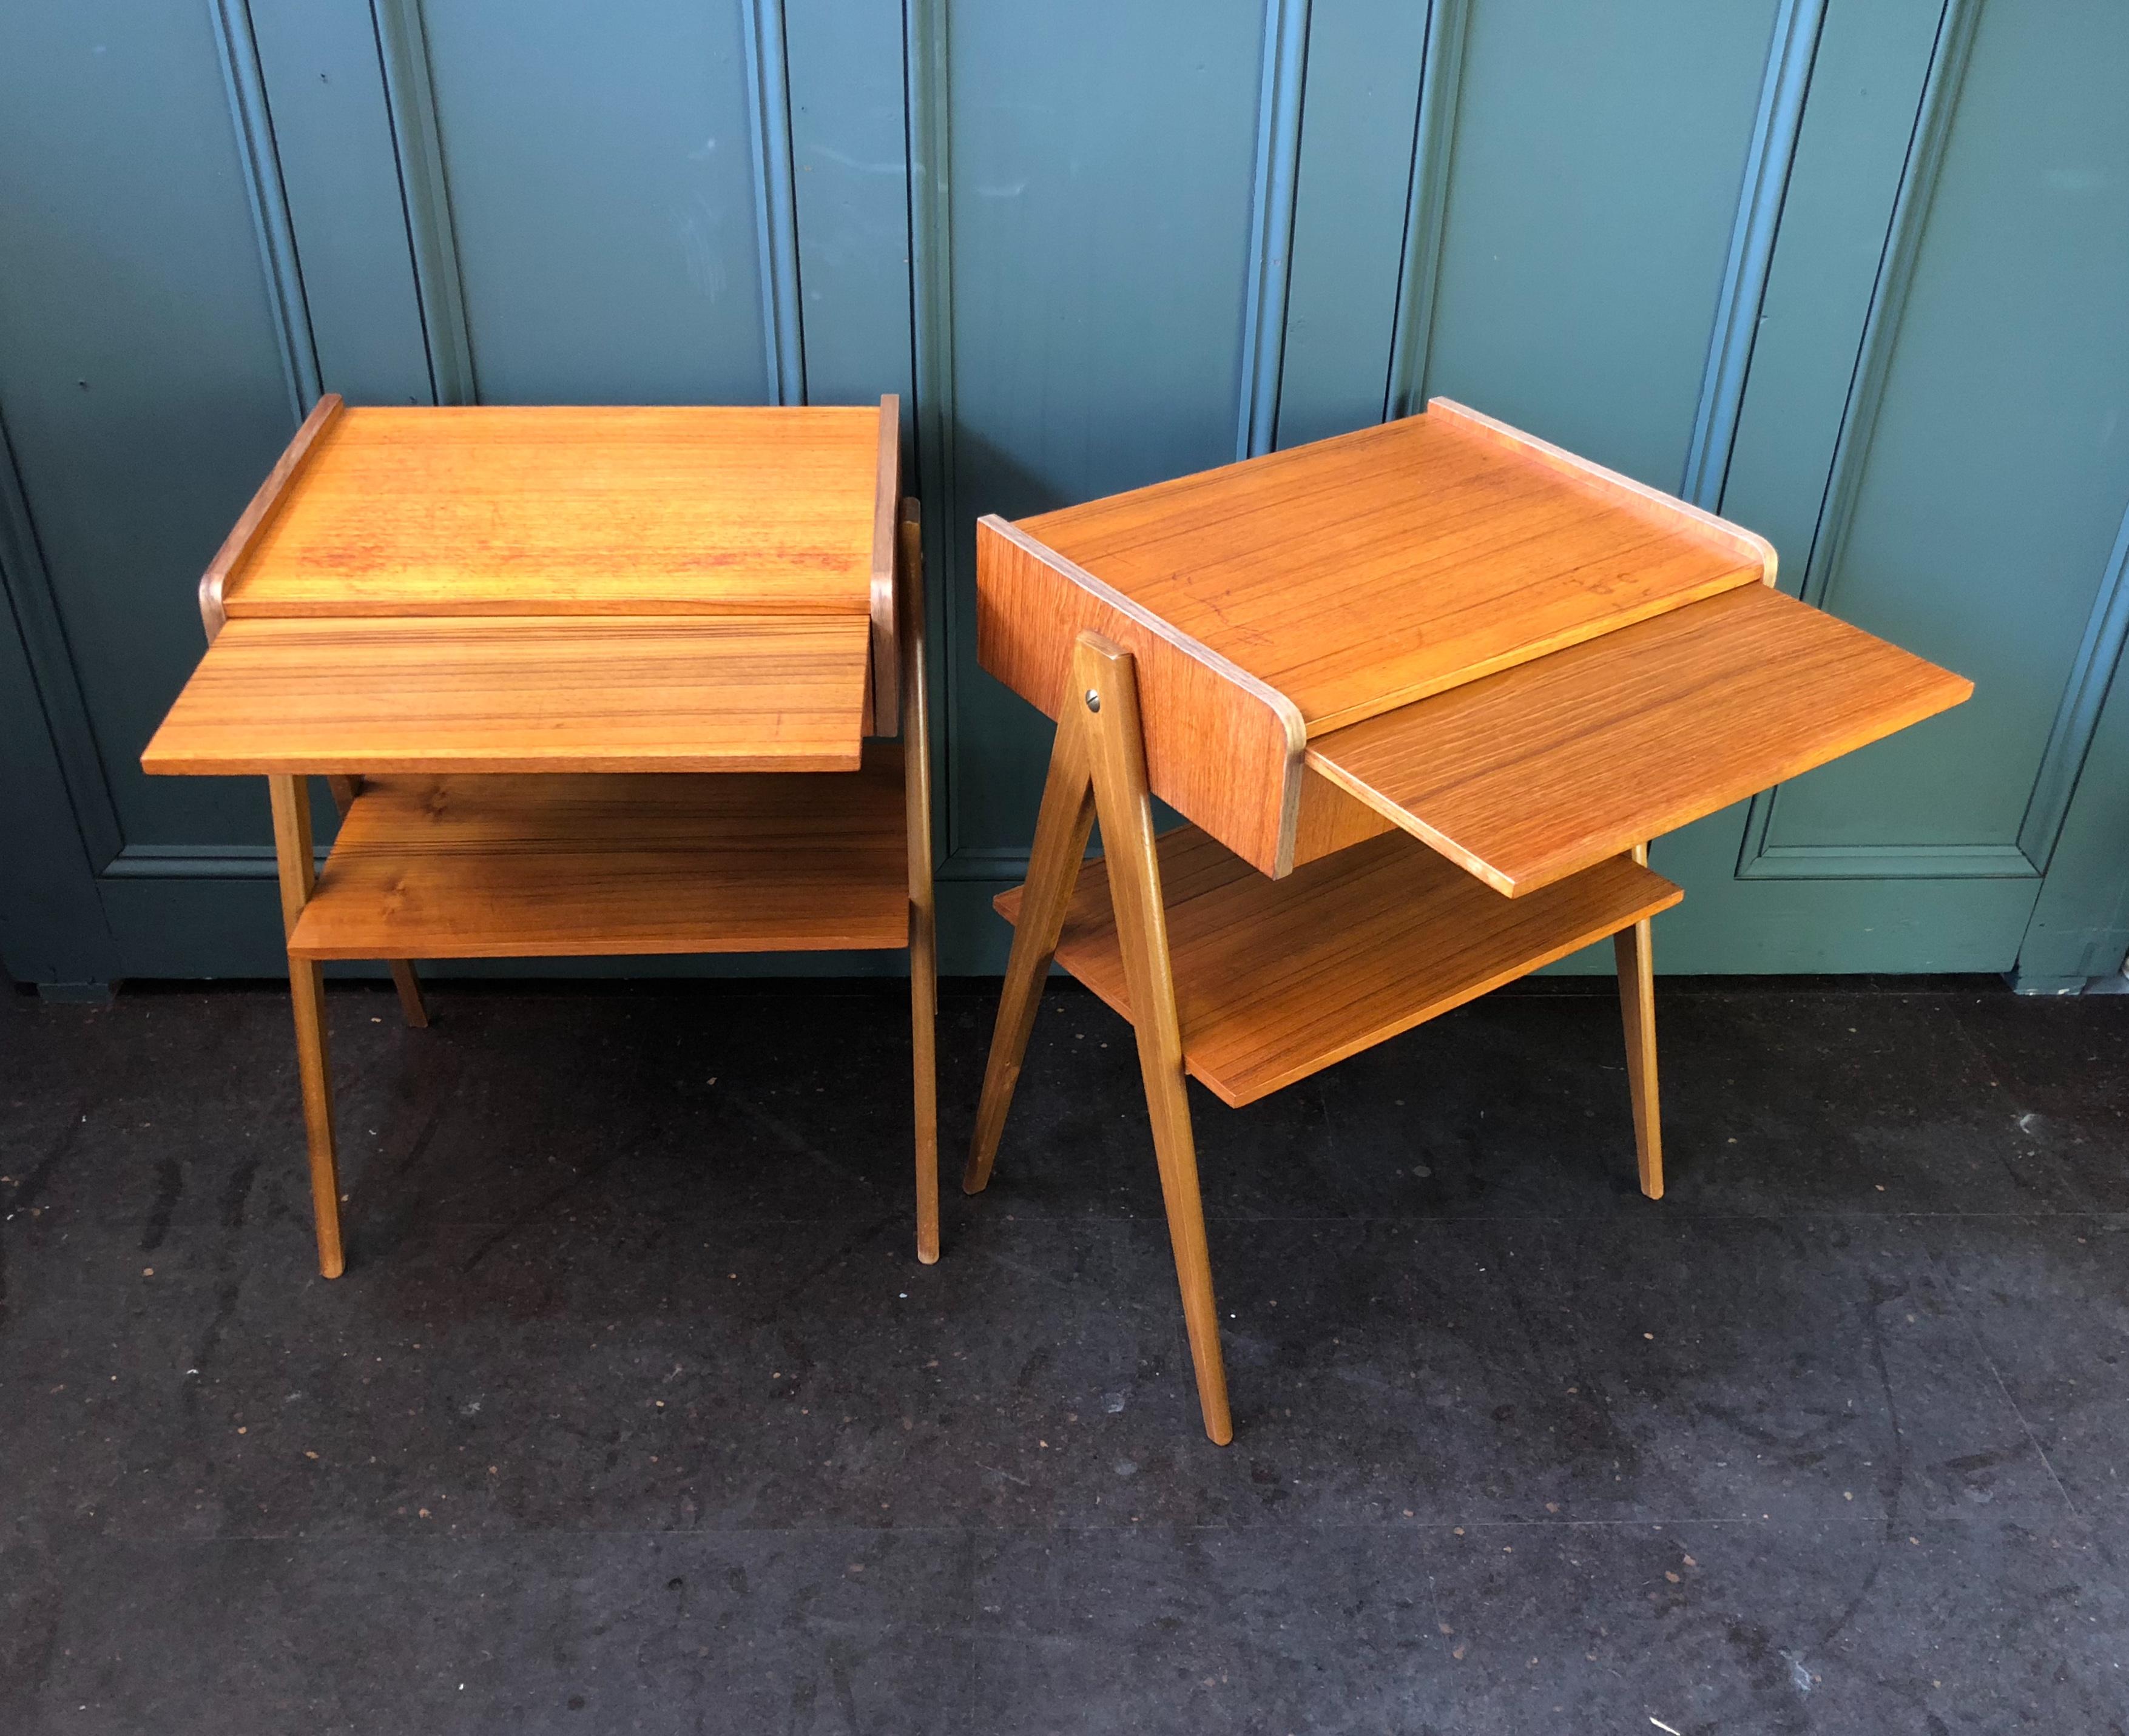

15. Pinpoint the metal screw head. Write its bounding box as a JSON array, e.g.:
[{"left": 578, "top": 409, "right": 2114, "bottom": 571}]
[{"left": 1084, "top": 688, "right": 1101, "bottom": 713}]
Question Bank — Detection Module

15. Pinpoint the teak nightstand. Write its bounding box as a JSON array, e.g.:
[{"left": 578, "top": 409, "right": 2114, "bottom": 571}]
[
  {"left": 966, "top": 399, "right": 1972, "bottom": 1444},
  {"left": 143, "top": 394, "right": 939, "bottom": 1276}
]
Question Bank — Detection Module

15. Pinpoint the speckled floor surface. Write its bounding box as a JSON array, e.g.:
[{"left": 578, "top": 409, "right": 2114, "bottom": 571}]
[{"left": 2, "top": 974, "right": 2124, "bottom": 1733}]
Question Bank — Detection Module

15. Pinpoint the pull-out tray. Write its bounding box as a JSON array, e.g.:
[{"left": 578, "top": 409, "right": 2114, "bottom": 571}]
[
  {"left": 997, "top": 824, "right": 1679, "bottom": 1107},
  {"left": 1304, "top": 582, "right": 1974, "bottom": 897},
  {"left": 140, "top": 613, "right": 871, "bottom": 776}
]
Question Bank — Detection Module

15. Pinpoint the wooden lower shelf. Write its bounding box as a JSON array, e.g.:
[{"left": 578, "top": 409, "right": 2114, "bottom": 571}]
[
  {"left": 289, "top": 744, "right": 909, "bottom": 960},
  {"left": 997, "top": 824, "right": 1678, "bottom": 1108}
]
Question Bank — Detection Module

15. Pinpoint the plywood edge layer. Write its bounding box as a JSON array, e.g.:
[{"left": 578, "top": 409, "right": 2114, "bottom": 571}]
[
  {"left": 200, "top": 392, "right": 344, "bottom": 642},
  {"left": 976, "top": 516, "right": 1307, "bottom": 876},
  {"left": 1425, "top": 395, "right": 1779, "bottom": 586}
]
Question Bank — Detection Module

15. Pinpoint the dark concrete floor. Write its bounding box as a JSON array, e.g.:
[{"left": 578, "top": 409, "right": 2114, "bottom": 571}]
[{"left": 1, "top": 973, "right": 2125, "bottom": 1734}]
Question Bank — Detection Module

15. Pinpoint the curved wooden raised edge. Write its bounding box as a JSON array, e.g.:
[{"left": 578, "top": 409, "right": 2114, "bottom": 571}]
[
  {"left": 198, "top": 392, "right": 345, "bottom": 643},
  {"left": 866, "top": 394, "right": 902, "bottom": 736},
  {"left": 1425, "top": 395, "right": 1779, "bottom": 587},
  {"left": 977, "top": 514, "right": 1311, "bottom": 877}
]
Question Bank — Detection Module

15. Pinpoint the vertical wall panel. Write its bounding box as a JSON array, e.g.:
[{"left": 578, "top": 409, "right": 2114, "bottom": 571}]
[
  {"left": 937, "top": 1, "right": 1275, "bottom": 855},
  {"left": 1274, "top": 0, "right": 1429, "bottom": 449},
  {"left": 416, "top": 0, "right": 772, "bottom": 405},
  {"left": 784, "top": 0, "right": 915, "bottom": 413},
  {"left": 1718, "top": 0, "right": 1945, "bottom": 570},
  {"left": 0, "top": 0, "right": 299, "bottom": 852},
  {"left": 246, "top": 0, "right": 435, "bottom": 406},
  {"left": 1420, "top": 0, "right": 1783, "bottom": 486},
  {"left": 1763, "top": 0, "right": 2129, "bottom": 853}
]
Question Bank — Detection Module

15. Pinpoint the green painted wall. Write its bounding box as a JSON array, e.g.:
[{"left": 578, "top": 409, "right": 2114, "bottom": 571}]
[{"left": 1, "top": 0, "right": 2124, "bottom": 987}]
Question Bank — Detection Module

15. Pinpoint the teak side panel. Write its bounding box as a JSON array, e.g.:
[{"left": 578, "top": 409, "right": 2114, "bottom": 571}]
[
  {"left": 996, "top": 826, "right": 1681, "bottom": 1107},
  {"left": 1307, "top": 583, "right": 1975, "bottom": 897},
  {"left": 220, "top": 403, "right": 885, "bottom": 618},
  {"left": 977, "top": 518, "right": 1304, "bottom": 876},
  {"left": 1016, "top": 400, "right": 1769, "bottom": 734},
  {"left": 289, "top": 747, "right": 909, "bottom": 959},
  {"left": 140, "top": 613, "right": 869, "bottom": 776}
]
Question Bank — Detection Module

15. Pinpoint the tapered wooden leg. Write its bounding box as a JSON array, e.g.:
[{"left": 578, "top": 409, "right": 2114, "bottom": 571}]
[
  {"left": 269, "top": 775, "right": 345, "bottom": 1277},
  {"left": 386, "top": 960, "right": 430, "bottom": 1029},
  {"left": 328, "top": 774, "right": 430, "bottom": 1029},
  {"left": 1614, "top": 842, "right": 1662, "bottom": 1200},
  {"left": 900, "top": 500, "right": 941, "bottom": 1263},
  {"left": 1076, "top": 636, "right": 1232, "bottom": 1447},
  {"left": 962, "top": 687, "right": 1097, "bottom": 1195}
]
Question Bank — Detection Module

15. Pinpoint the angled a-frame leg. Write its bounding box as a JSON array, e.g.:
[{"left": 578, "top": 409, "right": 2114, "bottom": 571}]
[
  {"left": 268, "top": 775, "right": 345, "bottom": 1279},
  {"left": 326, "top": 775, "right": 429, "bottom": 1030},
  {"left": 965, "top": 631, "right": 1233, "bottom": 1445},
  {"left": 1613, "top": 841, "right": 1662, "bottom": 1199}
]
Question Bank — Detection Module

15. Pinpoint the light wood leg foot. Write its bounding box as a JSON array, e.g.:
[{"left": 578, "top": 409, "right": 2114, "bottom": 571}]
[
  {"left": 271, "top": 774, "right": 346, "bottom": 1277},
  {"left": 1614, "top": 844, "right": 1662, "bottom": 1200},
  {"left": 1077, "top": 636, "right": 1232, "bottom": 1446}
]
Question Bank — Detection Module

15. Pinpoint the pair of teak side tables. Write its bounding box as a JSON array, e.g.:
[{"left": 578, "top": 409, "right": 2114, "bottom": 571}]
[{"left": 143, "top": 394, "right": 1969, "bottom": 1445}]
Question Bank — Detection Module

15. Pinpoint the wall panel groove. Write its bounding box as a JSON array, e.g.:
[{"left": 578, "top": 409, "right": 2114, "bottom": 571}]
[
  {"left": 371, "top": 0, "right": 475, "bottom": 403},
  {"left": 1792, "top": 0, "right": 1980, "bottom": 613},
  {"left": 1235, "top": 0, "right": 1311, "bottom": 459},
  {"left": 1679, "top": 0, "right": 1826, "bottom": 513},
  {"left": 743, "top": 0, "right": 806, "bottom": 405},
  {"left": 1382, "top": 0, "right": 1469, "bottom": 420},
  {"left": 902, "top": 0, "right": 959, "bottom": 860},
  {"left": 209, "top": 0, "right": 322, "bottom": 422},
  {"left": 2018, "top": 502, "right": 2129, "bottom": 875},
  {"left": 1735, "top": 0, "right": 1992, "bottom": 880},
  {"left": 0, "top": 409, "right": 122, "bottom": 872}
]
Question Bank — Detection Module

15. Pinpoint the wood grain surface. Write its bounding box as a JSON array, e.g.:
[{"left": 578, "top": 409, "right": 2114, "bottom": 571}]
[
  {"left": 289, "top": 745, "right": 910, "bottom": 959},
  {"left": 220, "top": 403, "right": 886, "bottom": 617},
  {"left": 141, "top": 613, "right": 869, "bottom": 775},
  {"left": 1014, "top": 399, "right": 1766, "bottom": 735},
  {"left": 997, "top": 824, "right": 1679, "bottom": 1108},
  {"left": 1306, "top": 582, "right": 1974, "bottom": 897}
]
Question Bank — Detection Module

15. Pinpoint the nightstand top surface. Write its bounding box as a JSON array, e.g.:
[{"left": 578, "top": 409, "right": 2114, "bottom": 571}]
[{"left": 221, "top": 402, "right": 891, "bottom": 619}]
